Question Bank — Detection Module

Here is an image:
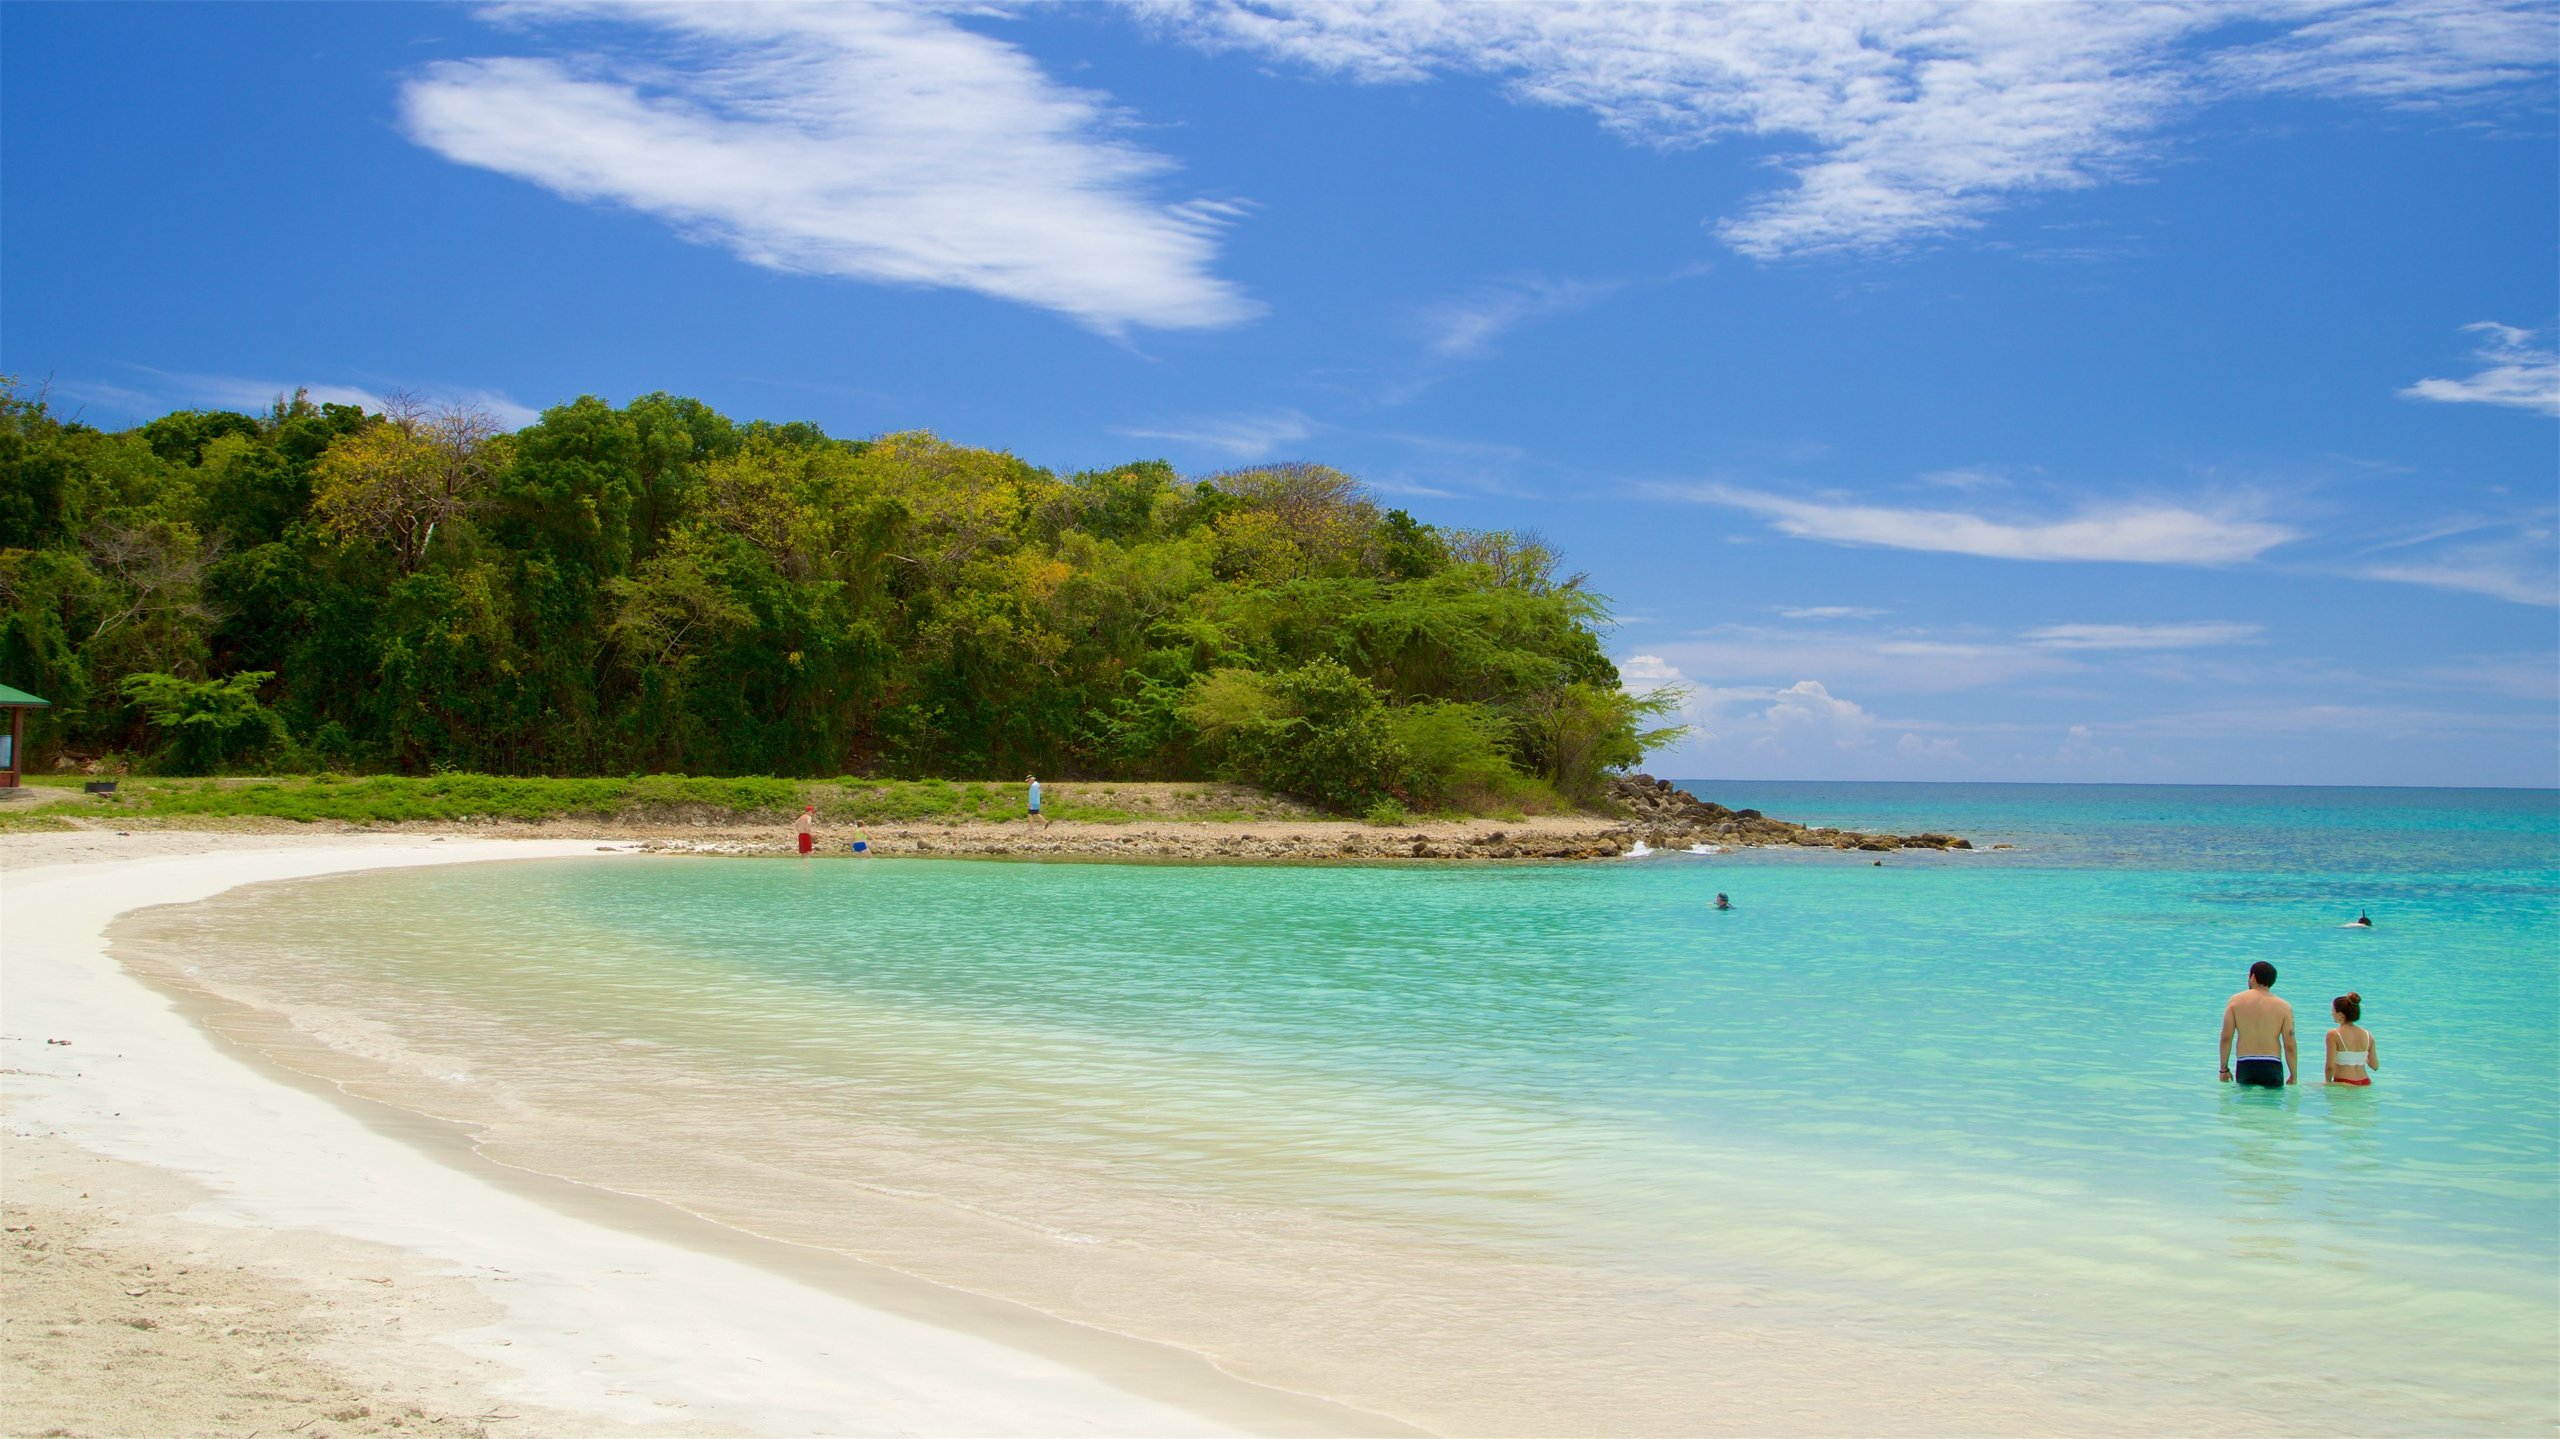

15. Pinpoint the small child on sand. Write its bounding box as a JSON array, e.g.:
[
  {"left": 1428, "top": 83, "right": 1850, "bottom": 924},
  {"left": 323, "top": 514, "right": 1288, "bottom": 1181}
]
[{"left": 2325, "top": 992, "right": 2378, "bottom": 1086}]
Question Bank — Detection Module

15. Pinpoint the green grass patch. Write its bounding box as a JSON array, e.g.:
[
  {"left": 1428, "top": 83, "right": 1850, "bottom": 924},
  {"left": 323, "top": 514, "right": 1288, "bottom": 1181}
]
[
  {"left": 58, "top": 773, "right": 802, "bottom": 825},
  {"left": 1047, "top": 804, "right": 1141, "bottom": 823},
  {"left": 17, "top": 773, "right": 1321, "bottom": 828},
  {"left": 826, "top": 780, "right": 975, "bottom": 822}
]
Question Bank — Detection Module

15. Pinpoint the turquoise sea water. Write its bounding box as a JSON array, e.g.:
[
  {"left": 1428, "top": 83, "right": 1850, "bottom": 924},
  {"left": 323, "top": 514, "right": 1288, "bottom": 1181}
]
[{"left": 144, "top": 784, "right": 2558, "bottom": 1434}]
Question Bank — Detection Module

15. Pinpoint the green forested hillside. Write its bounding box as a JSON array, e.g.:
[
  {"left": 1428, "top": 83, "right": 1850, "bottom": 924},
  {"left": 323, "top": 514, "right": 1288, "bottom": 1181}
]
[{"left": 0, "top": 384, "right": 1676, "bottom": 812}]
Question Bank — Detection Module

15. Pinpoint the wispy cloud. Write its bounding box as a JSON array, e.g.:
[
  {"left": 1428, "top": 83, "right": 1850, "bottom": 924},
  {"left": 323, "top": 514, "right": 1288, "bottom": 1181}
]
[
  {"left": 1353, "top": 430, "right": 1549, "bottom": 500},
  {"left": 2093, "top": 701, "right": 2556, "bottom": 740},
  {"left": 1649, "top": 626, "right": 2082, "bottom": 695},
  {"left": 42, "top": 378, "right": 161, "bottom": 416},
  {"left": 1374, "top": 432, "right": 1528, "bottom": 465},
  {"left": 1420, "top": 273, "right": 1623, "bottom": 358},
  {"left": 1116, "top": 409, "right": 1313, "bottom": 460},
  {"left": 2400, "top": 322, "right": 2560, "bottom": 416},
  {"left": 1663, "top": 483, "right": 2299, "bottom": 564},
  {"left": 2349, "top": 504, "right": 2558, "bottom": 607},
  {"left": 2209, "top": 0, "right": 2560, "bottom": 102},
  {"left": 2409, "top": 653, "right": 2560, "bottom": 701},
  {"left": 404, "top": 2, "right": 1259, "bottom": 334},
  {"left": 2363, "top": 555, "right": 2558, "bottom": 607},
  {"left": 2023, "top": 621, "right": 2265, "bottom": 650},
  {"left": 1630, "top": 637, "right": 2552, "bottom": 783},
  {"left": 1915, "top": 467, "right": 2013, "bottom": 493},
  {"left": 1778, "top": 605, "right": 1886, "bottom": 621},
  {"left": 1154, "top": 1, "right": 2554, "bottom": 259},
  {"left": 64, "top": 367, "right": 541, "bottom": 430},
  {"left": 1365, "top": 476, "right": 1467, "bottom": 501}
]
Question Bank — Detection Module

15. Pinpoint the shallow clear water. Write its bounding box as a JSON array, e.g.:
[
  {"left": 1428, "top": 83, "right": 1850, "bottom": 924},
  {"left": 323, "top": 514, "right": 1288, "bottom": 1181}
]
[{"left": 135, "top": 785, "right": 2559, "bottom": 1434}]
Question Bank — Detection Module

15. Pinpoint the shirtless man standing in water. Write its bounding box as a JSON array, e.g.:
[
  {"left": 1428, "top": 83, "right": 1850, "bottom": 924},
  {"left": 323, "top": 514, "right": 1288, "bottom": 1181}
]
[{"left": 2219, "top": 960, "right": 2297, "bottom": 1087}]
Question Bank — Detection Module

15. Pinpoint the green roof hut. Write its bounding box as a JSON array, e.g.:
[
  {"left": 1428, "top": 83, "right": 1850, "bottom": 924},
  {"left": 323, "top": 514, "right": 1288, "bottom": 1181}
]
[{"left": 0, "top": 684, "right": 48, "bottom": 787}]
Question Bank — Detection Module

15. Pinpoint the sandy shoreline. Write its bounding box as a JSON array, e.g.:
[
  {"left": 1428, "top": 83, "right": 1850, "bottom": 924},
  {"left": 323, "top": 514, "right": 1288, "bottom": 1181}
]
[{"left": 0, "top": 834, "right": 1416, "bottom": 1438}]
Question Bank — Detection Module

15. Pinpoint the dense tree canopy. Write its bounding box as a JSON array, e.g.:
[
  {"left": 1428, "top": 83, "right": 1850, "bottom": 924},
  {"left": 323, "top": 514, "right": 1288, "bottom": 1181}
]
[{"left": 0, "top": 383, "right": 1678, "bottom": 811}]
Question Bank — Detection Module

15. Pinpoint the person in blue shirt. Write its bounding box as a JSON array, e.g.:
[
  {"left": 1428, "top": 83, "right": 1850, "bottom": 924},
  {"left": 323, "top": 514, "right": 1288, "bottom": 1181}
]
[{"left": 1026, "top": 774, "right": 1044, "bottom": 828}]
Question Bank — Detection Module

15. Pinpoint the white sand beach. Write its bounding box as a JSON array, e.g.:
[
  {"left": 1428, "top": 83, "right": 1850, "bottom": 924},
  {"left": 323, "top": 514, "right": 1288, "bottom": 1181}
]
[{"left": 0, "top": 835, "right": 1394, "bottom": 1438}]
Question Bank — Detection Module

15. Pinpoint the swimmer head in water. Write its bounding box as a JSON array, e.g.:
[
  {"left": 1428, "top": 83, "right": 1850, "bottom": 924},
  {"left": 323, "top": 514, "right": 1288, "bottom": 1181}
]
[{"left": 1714, "top": 892, "right": 1732, "bottom": 910}]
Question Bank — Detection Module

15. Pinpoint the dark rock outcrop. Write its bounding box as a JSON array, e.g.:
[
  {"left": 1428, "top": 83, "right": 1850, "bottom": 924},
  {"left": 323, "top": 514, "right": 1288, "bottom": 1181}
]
[{"left": 1606, "top": 774, "right": 1970, "bottom": 852}]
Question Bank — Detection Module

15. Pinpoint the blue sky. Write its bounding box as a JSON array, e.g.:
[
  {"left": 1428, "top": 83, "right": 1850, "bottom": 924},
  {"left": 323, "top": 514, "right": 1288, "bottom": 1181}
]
[{"left": 6, "top": 1, "right": 2555, "bottom": 786}]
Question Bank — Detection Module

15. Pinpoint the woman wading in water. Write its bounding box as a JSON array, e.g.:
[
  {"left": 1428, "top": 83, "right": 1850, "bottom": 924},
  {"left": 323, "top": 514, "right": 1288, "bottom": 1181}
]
[{"left": 2326, "top": 993, "right": 2378, "bottom": 1086}]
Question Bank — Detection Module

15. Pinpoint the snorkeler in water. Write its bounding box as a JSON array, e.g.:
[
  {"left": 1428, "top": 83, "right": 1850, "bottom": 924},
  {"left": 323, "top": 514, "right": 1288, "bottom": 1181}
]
[
  {"left": 2354, "top": 911, "right": 2373, "bottom": 927},
  {"left": 1713, "top": 892, "right": 1732, "bottom": 911}
]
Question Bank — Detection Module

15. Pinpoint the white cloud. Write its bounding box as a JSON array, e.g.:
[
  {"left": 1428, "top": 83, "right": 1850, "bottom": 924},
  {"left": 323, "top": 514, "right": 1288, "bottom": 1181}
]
[
  {"left": 1622, "top": 652, "right": 1714, "bottom": 742},
  {"left": 1763, "top": 679, "right": 1876, "bottom": 745},
  {"left": 2023, "top": 621, "right": 2265, "bottom": 649},
  {"left": 2400, "top": 322, "right": 2560, "bottom": 416},
  {"left": 1635, "top": 656, "right": 1880, "bottom": 746},
  {"left": 1629, "top": 659, "right": 1982, "bottom": 774},
  {"left": 2055, "top": 723, "right": 2128, "bottom": 767},
  {"left": 1897, "top": 731, "right": 1967, "bottom": 760},
  {"left": 405, "top": 2, "right": 1259, "bottom": 334},
  {"left": 1778, "top": 605, "right": 1887, "bottom": 620},
  {"left": 1619, "top": 653, "right": 1688, "bottom": 688},
  {"left": 1155, "top": 1, "right": 2554, "bottom": 258},
  {"left": 1668, "top": 483, "right": 2299, "bottom": 564},
  {"left": 1116, "top": 409, "right": 1314, "bottom": 460},
  {"left": 1420, "top": 273, "right": 1622, "bottom": 358}
]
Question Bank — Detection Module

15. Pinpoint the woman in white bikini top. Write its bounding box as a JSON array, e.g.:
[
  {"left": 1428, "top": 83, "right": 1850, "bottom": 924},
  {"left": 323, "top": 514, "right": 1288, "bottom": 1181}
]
[{"left": 2326, "top": 991, "right": 2378, "bottom": 1086}]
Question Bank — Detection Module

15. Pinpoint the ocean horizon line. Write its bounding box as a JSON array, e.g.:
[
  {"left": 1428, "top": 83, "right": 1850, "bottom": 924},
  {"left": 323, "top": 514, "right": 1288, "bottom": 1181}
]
[{"left": 1674, "top": 775, "right": 2560, "bottom": 794}]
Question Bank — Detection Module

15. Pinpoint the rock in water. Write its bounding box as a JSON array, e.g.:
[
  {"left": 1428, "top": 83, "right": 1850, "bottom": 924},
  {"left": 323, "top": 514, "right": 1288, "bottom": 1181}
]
[{"left": 1602, "top": 775, "right": 1969, "bottom": 852}]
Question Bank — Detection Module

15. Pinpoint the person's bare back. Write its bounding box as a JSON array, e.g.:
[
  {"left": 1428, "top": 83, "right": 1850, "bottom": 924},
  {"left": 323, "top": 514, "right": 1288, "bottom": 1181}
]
[{"left": 2219, "top": 960, "right": 2296, "bottom": 1086}]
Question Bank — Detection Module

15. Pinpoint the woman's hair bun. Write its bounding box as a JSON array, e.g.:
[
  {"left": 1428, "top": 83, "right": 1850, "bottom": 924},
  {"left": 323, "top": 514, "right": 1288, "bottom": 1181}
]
[{"left": 2347, "top": 991, "right": 2360, "bottom": 1003}]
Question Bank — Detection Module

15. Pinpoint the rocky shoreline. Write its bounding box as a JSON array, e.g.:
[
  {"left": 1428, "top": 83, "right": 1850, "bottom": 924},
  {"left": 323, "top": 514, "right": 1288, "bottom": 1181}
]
[
  {"left": 1605, "top": 774, "right": 1971, "bottom": 853},
  {"left": 623, "top": 774, "right": 1966, "bottom": 861}
]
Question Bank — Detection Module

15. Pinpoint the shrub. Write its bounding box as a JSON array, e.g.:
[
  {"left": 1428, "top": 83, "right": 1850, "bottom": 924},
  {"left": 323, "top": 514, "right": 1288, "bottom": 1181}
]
[
  {"left": 1517, "top": 682, "right": 1688, "bottom": 807},
  {"left": 1180, "top": 658, "right": 1404, "bottom": 812},
  {"left": 119, "top": 670, "right": 287, "bottom": 774},
  {"left": 1386, "top": 700, "right": 1546, "bottom": 812}
]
